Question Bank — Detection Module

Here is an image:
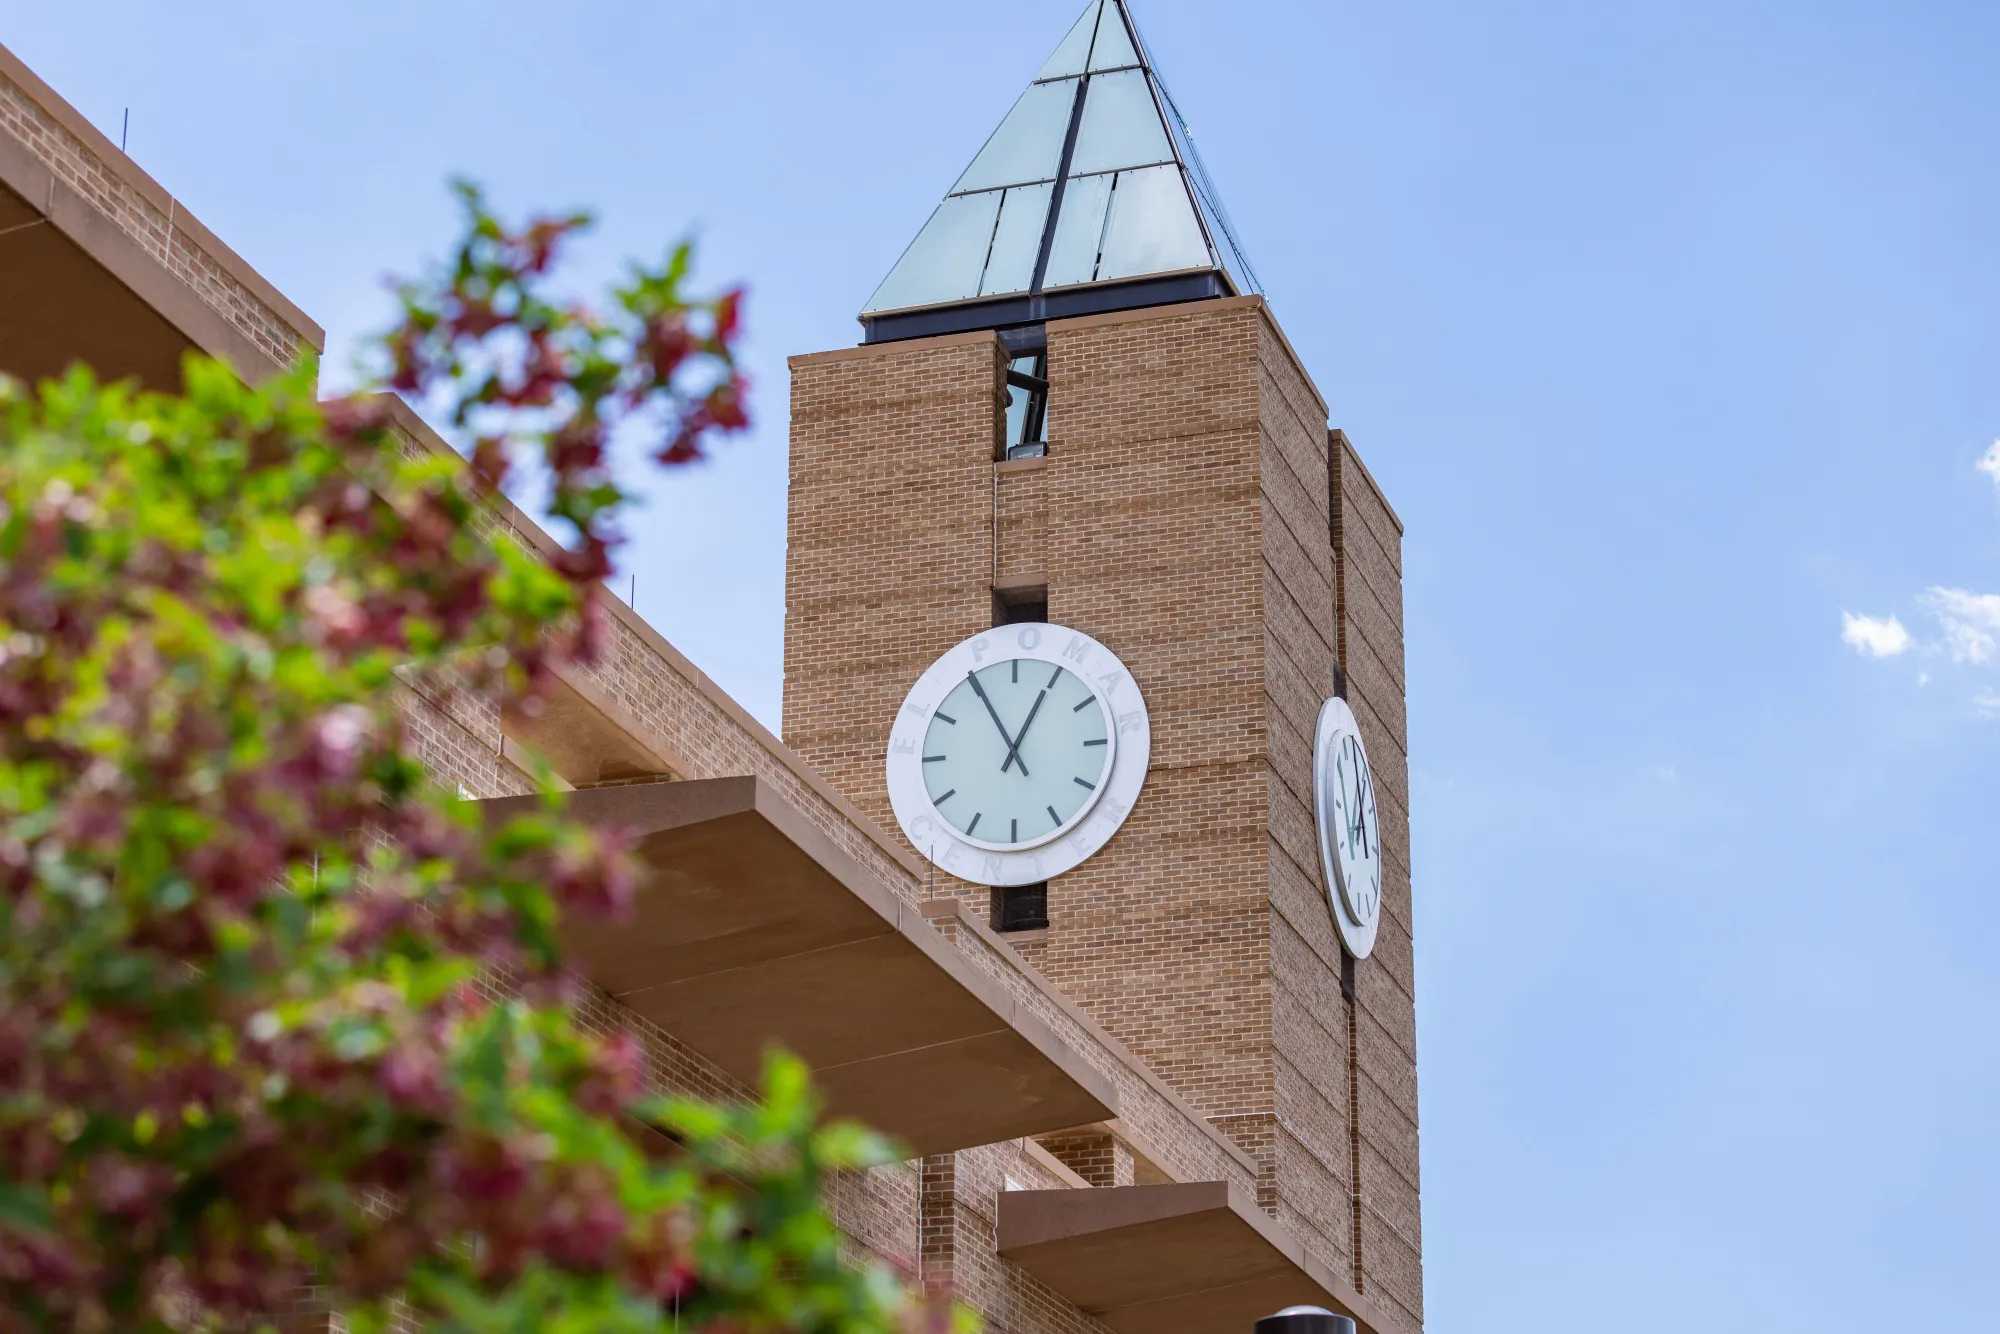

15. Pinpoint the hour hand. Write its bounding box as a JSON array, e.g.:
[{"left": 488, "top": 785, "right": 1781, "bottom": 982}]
[
  {"left": 966, "top": 671, "right": 1030, "bottom": 777},
  {"left": 1001, "top": 689, "right": 1047, "bottom": 775}
]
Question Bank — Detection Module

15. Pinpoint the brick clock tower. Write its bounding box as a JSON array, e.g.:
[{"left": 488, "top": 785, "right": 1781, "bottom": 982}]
[{"left": 783, "top": 3, "right": 1421, "bottom": 1330}]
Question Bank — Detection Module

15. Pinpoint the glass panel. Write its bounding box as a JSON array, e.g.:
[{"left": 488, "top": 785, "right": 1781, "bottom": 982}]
[
  {"left": 1036, "top": 1, "right": 1102, "bottom": 80},
  {"left": 1040, "top": 172, "right": 1114, "bottom": 289},
  {"left": 1067, "top": 69, "right": 1172, "bottom": 177},
  {"left": 1005, "top": 378, "right": 1030, "bottom": 446},
  {"left": 1191, "top": 181, "right": 1250, "bottom": 293},
  {"left": 1154, "top": 69, "right": 1261, "bottom": 293},
  {"left": 953, "top": 79, "right": 1075, "bottom": 194},
  {"left": 863, "top": 191, "right": 1003, "bottom": 313},
  {"left": 979, "top": 183, "right": 1054, "bottom": 297},
  {"left": 1088, "top": 2, "right": 1140, "bottom": 70},
  {"left": 1004, "top": 353, "right": 1046, "bottom": 446},
  {"left": 1093, "top": 164, "right": 1213, "bottom": 281}
]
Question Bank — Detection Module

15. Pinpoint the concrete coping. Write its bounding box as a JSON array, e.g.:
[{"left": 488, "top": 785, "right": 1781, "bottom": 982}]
[
  {"left": 997, "top": 1181, "right": 1414, "bottom": 1334},
  {"left": 0, "top": 40, "right": 324, "bottom": 353}
]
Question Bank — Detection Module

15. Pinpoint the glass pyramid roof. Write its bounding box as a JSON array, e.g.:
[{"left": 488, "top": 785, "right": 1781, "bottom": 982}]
[{"left": 862, "top": 0, "right": 1261, "bottom": 318}]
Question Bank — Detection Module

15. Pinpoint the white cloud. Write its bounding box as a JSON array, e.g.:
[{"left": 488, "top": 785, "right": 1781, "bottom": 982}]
[
  {"left": 1843, "top": 442, "right": 2000, "bottom": 706},
  {"left": 1923, "top": 587, "right": 2000, "bottom": 664},
  {"left": 1841, "top": 611, "right": 1913, "bottom": 658}
]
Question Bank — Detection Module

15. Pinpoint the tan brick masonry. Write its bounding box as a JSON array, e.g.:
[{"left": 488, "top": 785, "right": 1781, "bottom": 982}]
[{"left": 782, "top": 297, "right": 1421, "bottom": 1328}]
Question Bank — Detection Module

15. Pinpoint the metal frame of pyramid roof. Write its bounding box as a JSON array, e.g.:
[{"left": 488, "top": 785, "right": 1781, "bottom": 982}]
[{"left": 860, "top": 0, "right": 1261, "bottom": 345}]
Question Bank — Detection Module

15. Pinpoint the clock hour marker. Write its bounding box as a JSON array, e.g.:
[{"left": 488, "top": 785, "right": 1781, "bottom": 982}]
[
  {"left": 935, "top": 711, "right": 957, "bottom": 725},
  {"left": 1072, "top": 697, "right": 1093, "bottom": 712},
  {"left": 1047, "top": 805, "right": 1060, "bottom": 826},
  {"left": 1073, "top": 777, "right": 1095, "bottom": 790},
  {"left": 1011, "top": 659, "right": 1019, "bottom": 683},
  {"left": 1083, "top": 738, "right": 1106, "bottom": 746},
  {"left": 937, "top": 789, "right": 956, "bottom": 804},
  {"left": 1047, "top": 665, "right": 1062, "bottom": 688},
  {"left": 923, "top": 754, "right": 947, "bottom": 762},
  {"left": 966, "top": 812, "right": 982, "bottom": 836},
  {"left": 1010, "top": 818, "right": 1018, "bottom": 842}
]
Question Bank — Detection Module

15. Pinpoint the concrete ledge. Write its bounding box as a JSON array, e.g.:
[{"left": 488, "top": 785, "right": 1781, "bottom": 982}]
[
  {"left": 0, "top": 150, "right": 275, "bottom": 388},
  {"left": 503, "top": 656, "right": 687, "bottom": 786},
  {"left": 481, "top": 776, "right": 1117, "bottom": 1155},
  {"left": 0, "top": 41, "right": 323, "bottom": 351},
  {"left": 998, "top": 1181, "right": 1411, "bottom": 1334}
]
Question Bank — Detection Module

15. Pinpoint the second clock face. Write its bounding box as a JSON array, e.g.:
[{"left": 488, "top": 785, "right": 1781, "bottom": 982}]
[
  {"left": 920, "top": 659, "right": 1113, "bottom": 850},
  {"left": 1313, "top": 695, "right": 1383, "bottom": 959}
]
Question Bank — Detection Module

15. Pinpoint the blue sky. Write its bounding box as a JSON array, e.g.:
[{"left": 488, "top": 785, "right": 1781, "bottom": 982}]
[{"left": 10, "top": 2, "right": 1999, "bottom": 1330}]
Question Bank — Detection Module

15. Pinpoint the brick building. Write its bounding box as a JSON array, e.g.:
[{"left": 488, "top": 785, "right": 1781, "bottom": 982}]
[{"left": 0, "top": 3, "right": 1419, "bottom": 1332}]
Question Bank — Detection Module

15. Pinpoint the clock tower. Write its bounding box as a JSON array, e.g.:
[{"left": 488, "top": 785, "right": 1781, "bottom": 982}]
[{"left": 782, "top": 3, "right": 1420, "bottom": 1329}]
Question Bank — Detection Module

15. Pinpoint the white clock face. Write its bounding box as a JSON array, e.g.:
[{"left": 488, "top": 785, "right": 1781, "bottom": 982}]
[
  {"left": 887, "top": 624, "right": 1149, "bottom": 887},
  {"left": 1313, "top": 695, "right": 1383, "bottom": 959},
  {"left": 920, "top": 658, "right": 1114, "bottom": 851}
]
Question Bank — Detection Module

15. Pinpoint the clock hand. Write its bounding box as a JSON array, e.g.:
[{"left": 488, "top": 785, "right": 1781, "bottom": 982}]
[
  {"left": 1348, "top": 763, "right": 1373, "bottom": 858},
  {"left": 1343, "top": 763, "right": 1366, "bottom": 856},
  {"left": 967, "top": 671, "right": 1031, "bottom": 777},
  {"left": 999, "top": 688, "right": 1048, "bottom": 775}
]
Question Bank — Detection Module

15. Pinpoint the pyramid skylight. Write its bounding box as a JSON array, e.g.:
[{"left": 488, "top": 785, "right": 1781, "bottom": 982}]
[{"left": 862, "top": 0, "right": 1260, "bottom": 321}]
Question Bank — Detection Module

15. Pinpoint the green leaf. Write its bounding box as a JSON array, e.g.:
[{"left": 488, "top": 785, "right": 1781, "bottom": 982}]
[{"left": 0, "top": 1183, "right": 52, "bottom": 1235}]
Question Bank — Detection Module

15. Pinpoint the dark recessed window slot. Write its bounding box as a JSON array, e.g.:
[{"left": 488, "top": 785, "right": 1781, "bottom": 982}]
[
  {"left": 993, "top": 585, "right": 1048, "bottom": 626},
  {"left": 991, "top": 882, "right": 1049, "bottom": 933}
]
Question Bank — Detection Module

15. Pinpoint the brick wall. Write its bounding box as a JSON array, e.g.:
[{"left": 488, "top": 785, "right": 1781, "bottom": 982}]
[
  {"left": 1333, "top": 435, "right": 1422, "bottom": 1327},
  {"left": 931, "top": 1143, "right": 1120, "bottom": 1334},
  {"left": 1035, "top": 300, "right": 1273, "bottom": 1139},
  {"left": 783, "top": 329, "right": 1006, "bottom": 848},
  {"left": 397, "top": 650, "right": 1280, "bottom": 1334},
  {"left": 781, "top": 297, "right": 1421, "bottom": 1325},
  {"left": 1034, "top": 1131, "right": 1134, "bottom": 1188},
  {"left": 389, "top": 397, "right": 1340, "bottom": 1333}
]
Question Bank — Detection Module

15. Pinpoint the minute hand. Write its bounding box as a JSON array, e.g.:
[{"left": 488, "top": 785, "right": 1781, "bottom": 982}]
[
  {"left": 966, "top": 672, "right": 1030, "bottom": 777},
  {"left": 1000, "top": 689, "right": 1048, "bottom": 776}
]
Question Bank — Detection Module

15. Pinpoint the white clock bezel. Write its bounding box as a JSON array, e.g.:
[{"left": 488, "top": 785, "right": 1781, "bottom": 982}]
[
  {"left": 887, "top": 623, "right": 1149, "bottom": 887},
  {"left": 1313, "top": 695, "right": 1382, "bottom": 960}
]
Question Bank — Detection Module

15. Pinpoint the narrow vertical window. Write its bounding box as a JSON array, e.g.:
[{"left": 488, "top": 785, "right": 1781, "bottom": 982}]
[{"left": 1004, "top": 353, "right": 1048, "bottom": 459}]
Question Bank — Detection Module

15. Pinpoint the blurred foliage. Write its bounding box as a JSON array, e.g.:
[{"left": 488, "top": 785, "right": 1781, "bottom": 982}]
[{"left": 0, "top": 186, "right": 942, "bottom": 1334}]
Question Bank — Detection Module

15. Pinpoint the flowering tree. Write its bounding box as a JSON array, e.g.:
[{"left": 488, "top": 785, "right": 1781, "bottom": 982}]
[{"left": 0, "top": 186, "right": 918, "bottom": 1334}]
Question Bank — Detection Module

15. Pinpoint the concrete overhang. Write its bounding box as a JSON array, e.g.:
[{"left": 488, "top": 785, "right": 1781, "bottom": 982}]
[
  {"left": 0, "top": 43, "right": 320, "bottom": 390},
  {"left": 499, "top": 658, "right": 685, "bottom": 788},
  {"left": 480, "top": 776, "right": 1116, "bottom": 1155},
  {"left": 997, "top": 1182, "right": 1408, "bottom": 1334},
  {"left": 0, "top": 171, "right": 203, "bottom": 391}
]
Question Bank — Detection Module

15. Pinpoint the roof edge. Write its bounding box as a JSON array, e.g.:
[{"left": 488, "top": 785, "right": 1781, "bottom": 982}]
[
  {"left": 1049, "top": 293, "right": 1331, "bottom": 422},
  {"left": 0, "top": 40, "right": 325, "bottom": 353},
  {"left": 0, "top": 131, "right": 281, "bottom": 383},
  {"left": 1331, "top": 427, "right": 1404, "bottom": 536}
]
